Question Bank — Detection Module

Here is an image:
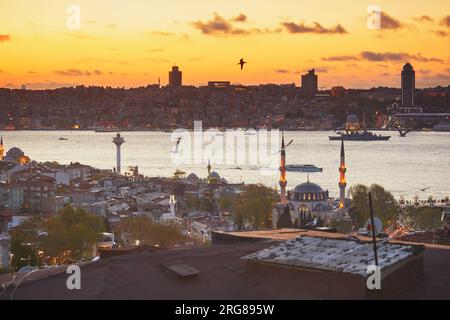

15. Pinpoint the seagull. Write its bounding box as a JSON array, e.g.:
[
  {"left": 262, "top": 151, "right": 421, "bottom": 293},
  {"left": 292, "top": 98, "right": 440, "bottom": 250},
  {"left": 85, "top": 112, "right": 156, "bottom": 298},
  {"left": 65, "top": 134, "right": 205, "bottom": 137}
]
[
  {"left": 420, "top": 186, "right": 431, "bottom": 192},
  {"left": 171, "top": 137, "right": 182, "bottom": 153},
  {"left": 274, "top": 139, "right": 294, "bottom": 154},
  {"left": 238, "top": 58, "right": 247, "bottom": 70}
]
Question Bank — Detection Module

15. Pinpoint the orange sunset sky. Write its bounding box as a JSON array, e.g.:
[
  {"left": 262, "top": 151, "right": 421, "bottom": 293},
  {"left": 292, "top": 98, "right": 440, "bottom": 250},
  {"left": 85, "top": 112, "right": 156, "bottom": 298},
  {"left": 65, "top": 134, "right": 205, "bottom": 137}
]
[{"left": 0, "top": 0, "right": 449, "bottom": 89}]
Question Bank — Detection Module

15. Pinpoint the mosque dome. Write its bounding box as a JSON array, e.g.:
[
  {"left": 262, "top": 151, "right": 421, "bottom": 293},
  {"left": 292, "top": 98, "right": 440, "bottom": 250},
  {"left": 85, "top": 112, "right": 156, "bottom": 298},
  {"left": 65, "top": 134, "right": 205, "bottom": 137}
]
[
  {"left": 290, "top": 181, "right": 328, "bottom": 202},
  {"left": 346, "top": 114, "right": 359, "bottom": 124},
  {"left": 293, "top": 182, "right": 323, "bottom": 194},
  {"left": 4, "top": 147, "right": 30, "bottom": 164},
  {"left": 5, "top": 147, "right": 24, "bottom": 160},
  {"left": 209, "top": 171, "right": 221, "bottom": 179},
  {"left": 187, "top": 173, "right": 199, "bottom": 181}
]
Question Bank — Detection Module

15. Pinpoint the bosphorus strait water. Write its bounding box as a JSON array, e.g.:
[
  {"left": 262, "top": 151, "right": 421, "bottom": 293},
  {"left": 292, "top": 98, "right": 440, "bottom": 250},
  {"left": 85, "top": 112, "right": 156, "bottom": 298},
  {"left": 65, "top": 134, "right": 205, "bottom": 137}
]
[{"left": 1, "top": 130, "right": 449, "bottom": 200}]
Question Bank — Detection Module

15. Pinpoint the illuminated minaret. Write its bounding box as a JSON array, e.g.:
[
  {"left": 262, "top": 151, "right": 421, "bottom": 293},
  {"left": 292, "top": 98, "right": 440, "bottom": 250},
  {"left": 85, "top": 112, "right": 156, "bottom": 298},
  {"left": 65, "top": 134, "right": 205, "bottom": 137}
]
[
  {"left": 0, "top": 137, "right": 4, "bottom": 161},
  {"left": 338, "top": 137, "right": 347, "bottom": 209},
  {"left": 279, "top": 132, "right": 287, "bottom": 205},
  {"left": 112, "top": 133, "right": 125, "bottom": 174}
]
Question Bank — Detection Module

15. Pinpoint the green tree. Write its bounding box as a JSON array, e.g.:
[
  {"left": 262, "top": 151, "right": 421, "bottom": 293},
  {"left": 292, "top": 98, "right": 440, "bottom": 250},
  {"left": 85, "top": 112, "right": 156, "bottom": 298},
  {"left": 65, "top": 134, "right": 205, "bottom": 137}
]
[
  {"left": 349, "top": 184, "right": 398, "bottom": 227},
  {"left": 233, "top": 184, "right": 277, "bottom": 230},
  {"left": 9, "top": 217, "right": 42, "bottom": 271},
  {"left": 404, "top": 206, "right": 443, "bottom": 231},
  {"left": 115, "top": 216, "right": 186, "bottom": 248},
  {"left": 42, "top": 206, "right": 106, "bottom": 262}
]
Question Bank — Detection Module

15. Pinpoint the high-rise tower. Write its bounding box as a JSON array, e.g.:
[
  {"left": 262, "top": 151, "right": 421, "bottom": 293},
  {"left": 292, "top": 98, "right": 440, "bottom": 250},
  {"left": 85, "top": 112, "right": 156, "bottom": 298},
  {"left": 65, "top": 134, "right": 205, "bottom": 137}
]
[
  {"left": 113, "top": 133, "right": 125, "bottom": 174},
  {"left": 338, "top": 138, "right": 347, "bottom": 209},
  {"left": 401, "top": 63, "right": 415, "bottom": 107},
  {"left": 301, "top": 69, "right": 318, "bottom": 97},
  {"left": 169, "top": 65, "right": 182, "bottom": 88},
  {"left": 279, "top": 132, "right": 287, "bottom": 205}
]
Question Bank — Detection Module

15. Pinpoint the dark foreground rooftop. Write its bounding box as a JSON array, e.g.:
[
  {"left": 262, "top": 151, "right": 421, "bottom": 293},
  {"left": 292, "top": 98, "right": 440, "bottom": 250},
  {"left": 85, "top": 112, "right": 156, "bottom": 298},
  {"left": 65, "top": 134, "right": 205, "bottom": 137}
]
[{"left": 1, "top": 230, "right": 449, "bottom": 300}]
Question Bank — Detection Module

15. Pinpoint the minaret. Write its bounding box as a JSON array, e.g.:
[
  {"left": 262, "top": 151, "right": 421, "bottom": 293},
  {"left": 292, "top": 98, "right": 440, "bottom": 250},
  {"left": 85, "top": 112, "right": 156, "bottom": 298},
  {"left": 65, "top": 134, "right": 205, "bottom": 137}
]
[
  {"left": 207, "top": 159, "right": 211, "bottom": 176},
  {"left": 169, "top": 195, "right": 177, "bottom": 216},
  {"left": 279, "top": 132, "right": 287, "bottom": 205},
  {"left": 112, "top": 133, "right": 125, "bottom": 174},
  {"left": 0, "top": 137, "right": 4, "bottom": 161},
  {"left": 338, "top": 137, "right": 347, "bottom": 209}
]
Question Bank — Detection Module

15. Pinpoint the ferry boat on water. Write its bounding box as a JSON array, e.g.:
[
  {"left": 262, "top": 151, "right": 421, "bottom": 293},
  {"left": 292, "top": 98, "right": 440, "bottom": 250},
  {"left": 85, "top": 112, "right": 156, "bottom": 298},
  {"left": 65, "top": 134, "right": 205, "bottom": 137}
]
[
  {"left": 329, "top": 130, "right": 391, "bottom": 141},
  {"left": 329, "top": 112, "right": 391, "bottom": 141},
  {"left": 433, "top": 124, "right": 450, "bottom": 132},
  {"left": 286, "top": 164, "right": 323, "bottom": 173}
]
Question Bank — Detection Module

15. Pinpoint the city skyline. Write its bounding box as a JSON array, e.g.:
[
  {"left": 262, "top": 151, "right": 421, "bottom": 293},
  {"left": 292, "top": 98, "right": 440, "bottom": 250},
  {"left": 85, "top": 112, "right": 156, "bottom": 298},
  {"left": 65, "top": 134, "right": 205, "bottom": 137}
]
[{"left": 0, "top": 0, "right": 449, "bottom": 90}]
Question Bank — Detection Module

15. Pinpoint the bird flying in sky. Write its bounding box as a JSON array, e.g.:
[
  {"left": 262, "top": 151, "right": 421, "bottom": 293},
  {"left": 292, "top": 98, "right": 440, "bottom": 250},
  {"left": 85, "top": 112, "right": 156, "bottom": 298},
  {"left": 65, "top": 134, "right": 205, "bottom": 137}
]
[
  {"left": 238, "top": 58, "right": 247, "bottom": 70},
  {"left": 171, "top": 137, "right": 182, "bottom": 153},
  {"left": 274, "top": 139, "right": 294, "bottom": 154}
]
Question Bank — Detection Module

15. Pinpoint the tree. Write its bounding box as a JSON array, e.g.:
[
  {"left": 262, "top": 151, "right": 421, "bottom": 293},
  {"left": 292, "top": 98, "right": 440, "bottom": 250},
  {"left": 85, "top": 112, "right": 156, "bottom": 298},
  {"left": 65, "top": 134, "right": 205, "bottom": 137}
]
[
  {"left": 349, "top": 184, "right": 398, "bottom": 227},
  {"left": 402, "top": 206, "right": 443, "bottom": 231},
  {"left": 233, "top": 184, "right": 277, "bottom": 230},
  {"left": 9, "top": 217, "right": 42, "bottom": 271},
  {"left": 115, "top": 216, "right": 186, "bottom": 248},
  {"left": 42, "top": 206, "right": 106, "bottom": 262}
]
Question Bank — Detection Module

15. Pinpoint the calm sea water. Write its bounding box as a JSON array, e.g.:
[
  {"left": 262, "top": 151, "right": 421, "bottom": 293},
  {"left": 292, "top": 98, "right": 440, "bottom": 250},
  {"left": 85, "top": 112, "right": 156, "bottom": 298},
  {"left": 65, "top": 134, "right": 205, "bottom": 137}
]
[{"left": 1, "top": 130, "right": 449, "bottom": 200}]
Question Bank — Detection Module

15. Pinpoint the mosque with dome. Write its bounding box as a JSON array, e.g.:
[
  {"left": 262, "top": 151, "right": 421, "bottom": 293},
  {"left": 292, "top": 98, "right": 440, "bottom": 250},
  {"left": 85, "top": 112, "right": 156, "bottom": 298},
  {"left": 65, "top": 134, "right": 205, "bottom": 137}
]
[
  {"left": 0, "top": 138, "right": 31, "bottom": 165},
  {"left": 272, "top": 133, "right": 348, "bottom": 229}
]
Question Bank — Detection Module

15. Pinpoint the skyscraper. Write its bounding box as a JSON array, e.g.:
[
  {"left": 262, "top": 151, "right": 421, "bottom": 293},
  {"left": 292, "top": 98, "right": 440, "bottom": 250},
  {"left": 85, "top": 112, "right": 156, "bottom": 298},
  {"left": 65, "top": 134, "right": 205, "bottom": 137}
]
[
  {"left": 301, "top": 69, "right": 318, "bottom": 96},
  {"left": 401, "top": 63, "right": 415, "bottom": 107},
  {"left": 169, "top": 65, "right": 182, "bottom": 88}
]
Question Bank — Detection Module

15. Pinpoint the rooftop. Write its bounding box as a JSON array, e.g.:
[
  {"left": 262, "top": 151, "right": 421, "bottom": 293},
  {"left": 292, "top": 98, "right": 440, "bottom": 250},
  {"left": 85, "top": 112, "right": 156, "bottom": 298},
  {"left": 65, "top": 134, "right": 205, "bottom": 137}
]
[
  {"left": 0, "top": 229, "right": 449, "bottom": 300},
  {"left": 243, "top": 236, "right": 423, "bottom": 277}
]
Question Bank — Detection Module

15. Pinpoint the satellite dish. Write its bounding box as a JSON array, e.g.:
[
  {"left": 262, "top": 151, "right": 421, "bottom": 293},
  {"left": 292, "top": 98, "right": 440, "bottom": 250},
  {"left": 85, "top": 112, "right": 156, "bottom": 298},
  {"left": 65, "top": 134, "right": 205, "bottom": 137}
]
[{"left": 364, "top": 217, "right": 383, "bottom": 237}]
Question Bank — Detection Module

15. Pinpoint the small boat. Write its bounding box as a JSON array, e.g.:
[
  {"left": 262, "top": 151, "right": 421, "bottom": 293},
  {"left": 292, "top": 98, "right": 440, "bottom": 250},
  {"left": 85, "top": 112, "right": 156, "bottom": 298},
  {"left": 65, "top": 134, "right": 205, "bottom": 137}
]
[
  {"left": 433, "top": 124, "right": 450, "bottom": 132},
  {"left": 95, "top": 127, "right": 120, "bottom": 133},
  {"left": 286, "top": 165, "right": 323, "bottom": 173},
  {"left": 59, "top": 137, "right": 68, "bottom": 141}
]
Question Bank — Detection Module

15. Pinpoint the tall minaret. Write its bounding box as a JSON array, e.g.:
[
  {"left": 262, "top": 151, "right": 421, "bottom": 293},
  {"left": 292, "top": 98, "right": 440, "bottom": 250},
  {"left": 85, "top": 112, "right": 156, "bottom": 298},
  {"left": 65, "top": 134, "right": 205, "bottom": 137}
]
[
  {"left": 338, "top": 137, "right": 347, "bottom": 209},
  {"left": 113, "top": 133, "right": 125, "bottom": 174},
  {"left": 279, "top": 132, "right": 287, "bottom": 205},
  {"left": 207, "top": 159, "right": 211, "bottom": 176},
  {"left": 0, "top": 137, "right": 4, "bottom": 161}
]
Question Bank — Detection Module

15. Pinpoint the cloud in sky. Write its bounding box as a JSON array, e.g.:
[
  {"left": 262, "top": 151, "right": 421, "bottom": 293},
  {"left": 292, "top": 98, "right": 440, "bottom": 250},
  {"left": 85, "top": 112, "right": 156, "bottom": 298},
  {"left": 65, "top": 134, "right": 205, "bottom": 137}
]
[
  {"left": 322, "top": 55, "right": 359, "bottom": 62},
  {"left": 322, "top": 51, "right": 443, "bottom": 63},
  {"left": 187, "top": 57, "right": 203, "bottom": 62},
  {"left": 231, "top": 14, "right": 247, "bottom": 23},
  {"left": 433, "top": 30, "right": 449, "bottom": 36},
  {"left": 274, "top": 69, "right": 290, "bottom": 74},
  {"left": 0, "top": 35, "right": 11, "bottom": 42},
  {"left": 65, "top": 32, "right": 95, "bottom": 39},
  {"left": 380, "top": 12, "right": 403, "bottom": 30},
  {"left": 441, "top": 15, "right": 450, "bottom": 27},
  {"left": 147, "top": 31, "right": 175, "bottom": 37},
  {"left": 192, "top": 13, "right": 280, "bottom": 36},
  {"left": 146, "top": 48, "right": 165, "bottom": 53},
  {"left": 412, "top": 15, "right": 434, "bottom": 23},
  {"left": 192, "top": 13, "right": 251, "bottom": 35},
  {"left": 143, "top": 57, "right": 171, "bottom": 64},
  {"left": 54, "top": 69, "right": 103, "bottom": 76},
  {"left": 281, "top": 21, "right": 347, "bottom": 34}
]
